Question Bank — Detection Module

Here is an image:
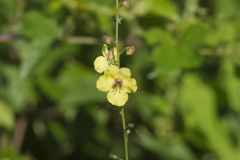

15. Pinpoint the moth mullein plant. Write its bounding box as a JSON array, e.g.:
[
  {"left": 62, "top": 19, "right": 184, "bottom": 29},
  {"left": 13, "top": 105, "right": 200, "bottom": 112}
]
[
  {"left": 93, "top": 0, "right": 137, "bottom": 159},
  {"left": 94, "top": 16, "right": 137, "bottom": 106}
]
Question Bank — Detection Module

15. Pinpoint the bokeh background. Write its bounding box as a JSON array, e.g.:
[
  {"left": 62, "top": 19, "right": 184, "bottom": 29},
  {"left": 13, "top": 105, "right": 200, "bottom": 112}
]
[{"left": 1, "top": 0, "right": 240, "bottom": 159}]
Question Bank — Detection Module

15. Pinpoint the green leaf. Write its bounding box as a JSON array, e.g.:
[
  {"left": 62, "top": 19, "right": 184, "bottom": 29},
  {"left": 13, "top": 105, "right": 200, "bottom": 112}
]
[
  {"left": 16, "top": 11, "right": 62, "bottom": 79},
  {"left": 47, "top": 121, "right": 67, "bottom": 144},
  {"left": 133, "top": 0, "right": 179, "bottom": 21},
  {"left": 0, "top": 150, "right": 31, "bottom": 160},
  {"left": 206, "top": 21, "right": 237, "bottom": 47},
  {"left": 57, "top": 63, "right": 105, "bottom": 108},
  {"left": 19, "top": 11, "right": 61, "bottom": 40},
  {"left": 0, "top": 101, "right": 14, "bottom": 130},
  {"left": 0, "top": 0, "right": 18, "bottom": 19},
  {"left": 139, "top": 129, "right": 196, "bottom": 160},
  {"left": 216, "top": 0, "right": 240, "bottom": 17},
  {"left": 150, "top": 24, "right": 204, "bottom": 78},
  {"left": 179, "top": 23, "right": 206, "bottom": 49},
  {"left": 0, "top": 65, "right": 37, "bottom": 111},
  {"left": 16, "top": 40, "right": 49, "bottom": 79},
  {"left": 218, "top": 59, "right": 240, "bottom": 112},
  {"left": 179, "top": 74, "right": 239, "bottom": 160},
  {"left": 145, "top": 27, "right": 174, "bottom": 45}
]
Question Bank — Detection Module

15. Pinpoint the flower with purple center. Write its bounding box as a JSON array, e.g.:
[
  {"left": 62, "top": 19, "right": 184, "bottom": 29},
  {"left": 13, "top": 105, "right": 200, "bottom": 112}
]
[{"left": 96, "top": 65, "right": 137, "bottom": 106}]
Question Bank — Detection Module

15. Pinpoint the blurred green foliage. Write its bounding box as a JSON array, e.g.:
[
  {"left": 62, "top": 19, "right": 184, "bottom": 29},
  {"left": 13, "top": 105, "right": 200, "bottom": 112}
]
[{"left": 1, "top": 0, "right": 240, "bottom": 159}]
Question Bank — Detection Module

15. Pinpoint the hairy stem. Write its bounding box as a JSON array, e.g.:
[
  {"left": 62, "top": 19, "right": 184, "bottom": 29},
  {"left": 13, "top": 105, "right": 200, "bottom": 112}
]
[{"left": 120, "top": 108, "right": 128, "bottom": 160}]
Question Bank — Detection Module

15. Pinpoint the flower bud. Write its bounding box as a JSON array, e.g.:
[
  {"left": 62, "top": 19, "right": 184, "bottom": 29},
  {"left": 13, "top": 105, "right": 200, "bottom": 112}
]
[
  {"left": 122, "top": 0, "right": 130, "bottom": 8},
  {"left": 102, "top": 35, "right": 111, "bottom": 44},
  {"left": 102, "top": 44, "right": 109, "bottom": 56},
  {"left": 126, "top": 46, "right": 135, "bottom": 55},
  {"left": 113, "top": 47, "right": 118, "bottom": 62},
  {"left": 107, "top": 50, "right": 113, "bottom": 59}
]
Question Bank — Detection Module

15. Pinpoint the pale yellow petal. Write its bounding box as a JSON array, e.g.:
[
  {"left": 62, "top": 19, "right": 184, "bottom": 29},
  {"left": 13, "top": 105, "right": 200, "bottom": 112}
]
[
  {"left": 107, "top": 65, "right": 119, "bottom": 75},
  {"left": 123, "top": 78, "right": 137, "bottom": 93},
  {"left": 107, "top": 89, "right": 128, "bottom": 107},
  {"left": 94, "top": 56, "right": 108, "bottom": 73},
  {"left": 120, "top": 68, "right": 131, "bottom": 78},
  {"left": 96, "top": 75, "right": 114, "bottom": 92}
]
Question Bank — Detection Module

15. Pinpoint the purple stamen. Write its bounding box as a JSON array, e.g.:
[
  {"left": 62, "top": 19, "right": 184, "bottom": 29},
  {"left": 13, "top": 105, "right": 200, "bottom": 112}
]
[{"left": 114, "top": 79, "right": 122, "bottom": 88}]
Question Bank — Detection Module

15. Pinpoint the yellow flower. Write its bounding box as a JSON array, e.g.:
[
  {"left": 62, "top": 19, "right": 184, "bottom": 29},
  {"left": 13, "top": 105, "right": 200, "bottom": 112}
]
[
  {"left": 94, "top": 44, "right": 114, "bottom": 73},
  {"left": 96, "top": 65, "right": 137, "bottom": 106}
]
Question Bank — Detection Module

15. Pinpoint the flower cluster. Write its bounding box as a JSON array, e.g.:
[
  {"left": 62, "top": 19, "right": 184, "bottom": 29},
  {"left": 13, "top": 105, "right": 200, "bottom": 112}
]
[{"left": 94, "top": 38, "right": 137, "bottom": 107}]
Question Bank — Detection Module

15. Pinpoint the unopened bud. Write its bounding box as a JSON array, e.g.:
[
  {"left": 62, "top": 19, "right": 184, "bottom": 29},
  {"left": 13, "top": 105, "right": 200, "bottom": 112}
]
[
  {"left": 122, "top": 0, "right": 130, "bottom": 8},
  {"left": 102, "top": 44, "right": 109, "bottom": 56},
  {"left": 126, "top": 46, "right": 135, "bottom": 55},
  {"left": 126, "top": 129, "right": 131, "bottom": 136},
  {"left": 107, "top": 50, "right": 113, "bottom": 59},
  {"left": 102, "top": 35, "right": 111, "bottom": 44}
]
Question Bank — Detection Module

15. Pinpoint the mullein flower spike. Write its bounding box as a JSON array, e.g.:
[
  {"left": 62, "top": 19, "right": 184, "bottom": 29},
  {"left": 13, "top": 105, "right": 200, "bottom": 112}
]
[
  {"left": 94, "top": 0, "right": 136, "bottom": 159},
  {"left": 94, "top": 43, "right": 137, "bottom": 106}
]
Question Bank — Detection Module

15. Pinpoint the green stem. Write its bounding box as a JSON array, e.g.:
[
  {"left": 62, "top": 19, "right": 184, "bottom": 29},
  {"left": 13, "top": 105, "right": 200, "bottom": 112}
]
[
  {"left": 115, "top": 1, "right": 128, "bottom": 159},
  {"left": 115, "top": 0, "right": 120, "bottom": 67},
  {"left": 120, "top": 108, "right": 128, "bottom": 160}
]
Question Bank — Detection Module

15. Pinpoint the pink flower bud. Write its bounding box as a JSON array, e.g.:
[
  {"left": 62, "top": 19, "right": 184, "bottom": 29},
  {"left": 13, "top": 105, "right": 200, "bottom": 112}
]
[
  {"left": 102, "top": 35, "right": 111, "bottom": 44},
  {"left": 107, "top": 50, "right": 113, "bottom": 59},
  {"left": 126, "top": 46, "right": 135, "bottom": 55}
]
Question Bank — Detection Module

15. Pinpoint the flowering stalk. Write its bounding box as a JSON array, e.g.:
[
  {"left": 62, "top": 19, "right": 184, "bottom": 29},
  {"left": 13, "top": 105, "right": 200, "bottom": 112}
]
[
  {"left": 115, "top": 1, "right": 128, "bottom": 160},
  {"left": 94, "top": 0, "right": 137, "bottom": 159},
  {"left": 115, "top": 0, "right": 120, "bottom": 67}
]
